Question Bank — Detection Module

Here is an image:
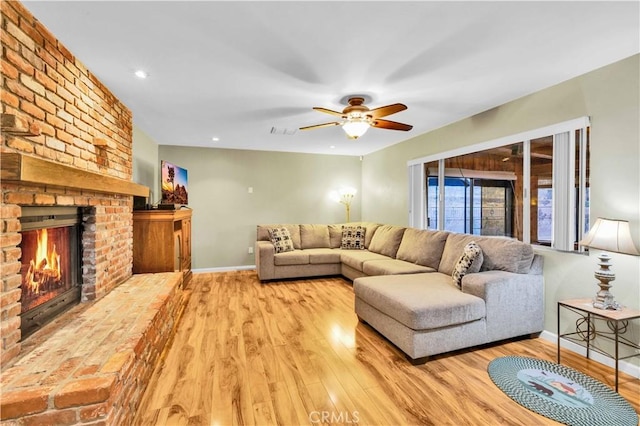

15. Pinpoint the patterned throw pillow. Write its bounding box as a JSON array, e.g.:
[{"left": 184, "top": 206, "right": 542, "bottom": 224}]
[
  {"left": 451, "top": 241, "right": 483, "bottom": 288},
  {"left": 268, "top": 227, "right": 295, "bottom": 253},
  {"left": 341, "top": 225, "right": 366, "bottom": 250}
]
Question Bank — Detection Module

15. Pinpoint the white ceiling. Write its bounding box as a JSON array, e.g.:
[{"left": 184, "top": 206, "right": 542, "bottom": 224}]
[{"left": 22, "top": 1, "right": 640, "bottom": 157}]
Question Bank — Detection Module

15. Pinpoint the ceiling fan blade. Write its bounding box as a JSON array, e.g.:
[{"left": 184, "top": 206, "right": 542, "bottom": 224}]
[
  {"left": 371, "top": 119, "right": 413, "bottom": 131},
  {"left": 366, "top": 103, "right": 407, "bottom": 118},
  {"left": 299, "top": 122, "right": 341, "bottom": 131},
  {"left": 313, "top": 107, "right": 345, "bottom": 117}
]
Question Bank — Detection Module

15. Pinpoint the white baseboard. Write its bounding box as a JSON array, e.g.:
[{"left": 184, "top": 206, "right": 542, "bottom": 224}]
[
  {"left": 193, "top": 265, "right": 256, "bottom": 273},
  {"left": 540, "top": 330, "right": 640, "bottom": 379}
]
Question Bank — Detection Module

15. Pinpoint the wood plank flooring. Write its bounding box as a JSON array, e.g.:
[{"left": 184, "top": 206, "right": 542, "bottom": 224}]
[{"left": 134, "top": 271, "right": 639, "bottom": 425}]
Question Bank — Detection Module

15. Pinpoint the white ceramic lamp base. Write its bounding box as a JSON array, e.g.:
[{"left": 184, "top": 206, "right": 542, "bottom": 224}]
[{"left": 592, "top": 252, "right": 621, "bottom": 310}]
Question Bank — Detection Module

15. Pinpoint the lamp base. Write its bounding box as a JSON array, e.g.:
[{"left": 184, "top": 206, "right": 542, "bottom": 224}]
[
  {"left": 592, "top": 298, "right": 622, "bottom": 310},
  {"left": 591, "top": 251, "right": 621, "bottom": 310},
  {"left": 592, "top": 282, "right": 622, "bottom": 310}
]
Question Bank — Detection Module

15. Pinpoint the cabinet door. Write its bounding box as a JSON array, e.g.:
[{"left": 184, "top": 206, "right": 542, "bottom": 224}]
[
  {"left": 174, "top": 231, "right": 183, "bottom": 272},
  {"left": 133, "top": 215, "right": 174, "bottom": 273},
  {"left": 182, "top": 219, "right": 191, "bottom": 270}
]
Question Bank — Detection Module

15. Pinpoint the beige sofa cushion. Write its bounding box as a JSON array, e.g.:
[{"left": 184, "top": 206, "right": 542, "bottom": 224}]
[
  {"left": 477, "top": 237, "right": 534, "bottom": 274},
  {"left": 328, "top": 224, "right": 346, "bottom": 248},
  {"left": 368, "top": 225, "right": 406, "bottom": 258},
  {"left": 440, "top": 233, "right": 533, "bottom": 275},
  {"left": 362, "top": 259, "right": 435, "bottom": 276},
  {"left": 360, "top": 222, "right": 382, "bottom": 248},
  {"left": 257, "top": 224, "right": 301, "bottom": 249},
  {"left": 341, "top": 250, "right": 389, "bottom": 272},
  {"left": 396, "top": 229, "right": 449, "bottom": 269},
  {"left": 300, "top": 224, "right": 330, "bottom": 249},
  {"left": 305, "top": 248, "right": 341, "bottom": 264},
  {"left": 439, "top": 234, "right": 475, "bottom": 275},
  {"left": 274, "top": 250, "right": 309, "bottom": 266},
  {"left": 354, "top": 273, "right": 486, "bottom": 330}
]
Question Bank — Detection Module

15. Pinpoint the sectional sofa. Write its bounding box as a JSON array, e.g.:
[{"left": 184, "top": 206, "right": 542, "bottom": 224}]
[{"left": 255, "top": 222, "right": 544, "bottom": 362}]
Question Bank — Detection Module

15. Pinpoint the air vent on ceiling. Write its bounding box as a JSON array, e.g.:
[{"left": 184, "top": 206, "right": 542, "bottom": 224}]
[{"left": 270, "top": 127, "right": 297, "bottom": 135}]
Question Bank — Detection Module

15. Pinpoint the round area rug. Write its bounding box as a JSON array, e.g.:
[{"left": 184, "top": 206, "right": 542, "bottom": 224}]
[{"left": 488, "top": 356, "right": 638, "bottom": 426}]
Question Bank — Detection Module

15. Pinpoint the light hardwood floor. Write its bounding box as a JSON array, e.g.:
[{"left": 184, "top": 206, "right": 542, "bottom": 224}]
[{"left": 134, "top": 271, "right": 639, "bottom": 425}]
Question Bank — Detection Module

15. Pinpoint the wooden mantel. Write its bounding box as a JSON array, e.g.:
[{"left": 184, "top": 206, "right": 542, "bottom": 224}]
[{"left": 0, "top": 152, "right": 149, "bottom": 197}]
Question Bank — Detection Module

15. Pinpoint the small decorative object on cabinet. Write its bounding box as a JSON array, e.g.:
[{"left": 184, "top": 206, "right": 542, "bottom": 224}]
[{"left": 133, "top": 208, "right": 192, "bottom": 284}]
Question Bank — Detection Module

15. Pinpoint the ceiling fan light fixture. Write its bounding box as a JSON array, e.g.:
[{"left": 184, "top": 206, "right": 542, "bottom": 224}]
[
  {"left": 342, "top": 117, "right": 370, "bottom": 139},
  {"left": 301, "top": 97, "right": 411, "bottom": 138}
]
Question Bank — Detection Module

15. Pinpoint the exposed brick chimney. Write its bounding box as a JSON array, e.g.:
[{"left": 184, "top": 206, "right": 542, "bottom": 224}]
[{"left": 1, "top": 0, "right": 138, "bottom": 365}]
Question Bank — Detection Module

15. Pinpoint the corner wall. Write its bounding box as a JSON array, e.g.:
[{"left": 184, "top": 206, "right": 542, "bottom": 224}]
[
  {"left": 362, "top": 55, "right": 640, "bottom": 365},
  {"left": 132, "top": 126, "right": 159, "bottom": 201}
]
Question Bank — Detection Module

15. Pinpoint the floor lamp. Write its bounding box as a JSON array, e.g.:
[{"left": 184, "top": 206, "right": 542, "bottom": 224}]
[{"left": 337, "top": 187, "right": 357, "bottom": 222}]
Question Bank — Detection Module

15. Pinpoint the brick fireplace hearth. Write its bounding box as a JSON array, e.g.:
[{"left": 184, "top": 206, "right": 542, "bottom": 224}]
[{"left": 1, "top": 271, "right": 185, "bottom": 424}]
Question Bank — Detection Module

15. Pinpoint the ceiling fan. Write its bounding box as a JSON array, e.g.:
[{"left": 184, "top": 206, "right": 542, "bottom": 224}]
[{"left": 300, "top": 97, "right": 413, "bottom": 139}]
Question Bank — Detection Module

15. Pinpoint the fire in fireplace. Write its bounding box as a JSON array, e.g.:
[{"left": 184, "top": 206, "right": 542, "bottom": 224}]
[{"left": 19, "top": 206, "right": 82, "bottom": 339}]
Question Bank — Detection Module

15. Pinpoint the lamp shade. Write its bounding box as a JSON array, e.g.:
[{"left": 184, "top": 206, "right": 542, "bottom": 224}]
[
  {"left": 579, "top": 218, "right": 640, "bottom": 255},
  {"left": 342, "top": 120, "right": 369, "bottom": 139},
  {"left": 339, "top": 187, "right": 357, "bottom": 197}
]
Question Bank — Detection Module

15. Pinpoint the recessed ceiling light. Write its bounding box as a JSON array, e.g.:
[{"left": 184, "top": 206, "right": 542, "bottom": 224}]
[
  {"left": 330, "top": 145, "right": 336, "bottom": 149},
  {"left": 212, "top": 137, "right": 220, "bottom": 142},
  {"left": 134, "top": 70, "right": 148, "bottom": 79}
]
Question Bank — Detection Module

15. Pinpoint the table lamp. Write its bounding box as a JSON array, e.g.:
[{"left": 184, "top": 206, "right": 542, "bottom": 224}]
[{"left": 579, "top": 218, "right": 639, "bottom": 310}]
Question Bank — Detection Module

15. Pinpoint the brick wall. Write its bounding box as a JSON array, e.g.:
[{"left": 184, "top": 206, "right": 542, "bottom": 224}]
[{"left": 1, "top": 0, "right": 136, "bottom": 365}]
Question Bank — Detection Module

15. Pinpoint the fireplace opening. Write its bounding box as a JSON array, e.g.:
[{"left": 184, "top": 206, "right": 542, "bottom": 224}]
[{"left": 19, "top": 206, "right": 82, "bottom": 339}]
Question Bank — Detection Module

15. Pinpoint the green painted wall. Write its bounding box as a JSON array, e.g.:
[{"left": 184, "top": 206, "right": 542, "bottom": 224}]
[{"left": 157, "top": 146, "right": 362, "bottom": 269}]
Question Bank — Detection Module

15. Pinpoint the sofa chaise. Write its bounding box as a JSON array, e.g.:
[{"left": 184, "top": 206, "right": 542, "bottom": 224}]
[{"left": 255, "top": 222, "right": 544, "bottom": 362}]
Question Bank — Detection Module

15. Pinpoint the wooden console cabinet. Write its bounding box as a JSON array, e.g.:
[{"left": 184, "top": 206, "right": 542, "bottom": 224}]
[{"left": 133, "top": 209, "right": 192, "bottom": 283}]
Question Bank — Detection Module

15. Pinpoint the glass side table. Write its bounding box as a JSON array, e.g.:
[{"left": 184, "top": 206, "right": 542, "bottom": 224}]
[{"left": 557, "top": 298, "right": 640, "bottom": 392}]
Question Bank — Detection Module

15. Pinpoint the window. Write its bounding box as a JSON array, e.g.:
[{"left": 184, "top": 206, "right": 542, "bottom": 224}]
[
  {"left": 537, "top": 188, "right": 553, "bottom": 242},
  {"left": 530, "top": 136, "right": 553, "bottom": 246},
  {"left": 408, "top": 118, "right": 590, "bottom": 252}
]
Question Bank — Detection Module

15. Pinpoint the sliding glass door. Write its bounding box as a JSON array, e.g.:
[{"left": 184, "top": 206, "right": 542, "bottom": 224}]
[{"left": 427, "top": 177, "right": 513, "bottom": 236}]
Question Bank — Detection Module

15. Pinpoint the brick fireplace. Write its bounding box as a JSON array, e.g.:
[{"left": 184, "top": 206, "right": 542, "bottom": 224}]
[
  {"left": 0, "top": 4, "right": 188, "bottom": 423},
  {"left": 1, "top": 1, "right": 147, "bottom": 365}
]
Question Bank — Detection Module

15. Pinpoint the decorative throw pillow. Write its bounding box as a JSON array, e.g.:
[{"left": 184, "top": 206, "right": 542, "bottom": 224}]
[
  {"left": 451, "top": 241, "right": 483, "bottom": 288},
  {"left": 341, "top": 225, "right": 366, "bottom": 250},
  {"left": 268, "top": 227, "right": 295, "bottom": 253}
]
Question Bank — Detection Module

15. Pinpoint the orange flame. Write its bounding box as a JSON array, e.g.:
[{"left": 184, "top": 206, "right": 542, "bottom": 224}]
[{"left": 26, "top": 229, "right": 62, "bottom": 293}]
